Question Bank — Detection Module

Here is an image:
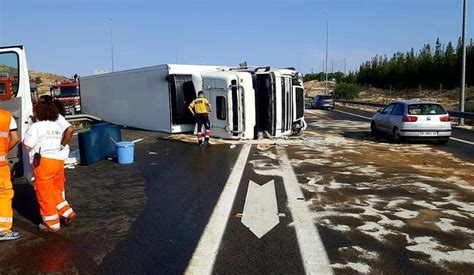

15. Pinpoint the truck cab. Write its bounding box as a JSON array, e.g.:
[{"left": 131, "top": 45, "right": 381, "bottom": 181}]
[
  {"left": 0, "top": 45, "right": 34, "bottom": 181},
  {"left": 50, "top": 80, "right": 81, "bottom": 115},
  {"left": 233, "top": 67, "right": 306, "bottom": 138},
  {"left": 193, "top": 71, "right": 256, "bottom": 139},
  {"left": 193, "top": 67, "right": 305, "bottom": 140}
]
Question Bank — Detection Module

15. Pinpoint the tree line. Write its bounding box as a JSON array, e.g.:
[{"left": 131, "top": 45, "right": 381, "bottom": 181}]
[{"left": 357, "top": 38, "right": 473, "bottom": 90}]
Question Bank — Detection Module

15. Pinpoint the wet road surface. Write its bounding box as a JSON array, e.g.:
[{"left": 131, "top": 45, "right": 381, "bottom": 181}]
[{"left": 1, "top": 108, "right": 473, "bottom": 274}]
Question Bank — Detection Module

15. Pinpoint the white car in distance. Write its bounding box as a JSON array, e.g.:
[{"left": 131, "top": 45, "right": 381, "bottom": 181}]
[{"left": 371, "top": 101, "right": 452, "bottom": 144}]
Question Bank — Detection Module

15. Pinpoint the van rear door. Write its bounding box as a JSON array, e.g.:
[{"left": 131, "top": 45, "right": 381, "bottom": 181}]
[{"left": 0, "top": 46, "right": 33, "bottom": 181}]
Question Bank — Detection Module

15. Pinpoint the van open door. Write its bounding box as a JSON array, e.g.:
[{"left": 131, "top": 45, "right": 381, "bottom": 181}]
[{"left": 0, "top": 46, "right": 34, "bottom": 181}]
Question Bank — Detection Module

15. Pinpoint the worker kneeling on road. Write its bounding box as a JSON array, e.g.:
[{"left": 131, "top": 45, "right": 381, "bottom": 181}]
[
  {"left": 0, "top": 109, "right": 20, "bottom": 241},
  {"left": 188, "top": 91, "right": 212, "bottom": 147},
  {"left": 23, "top": 101, "right": 76, "bottom": 232}
]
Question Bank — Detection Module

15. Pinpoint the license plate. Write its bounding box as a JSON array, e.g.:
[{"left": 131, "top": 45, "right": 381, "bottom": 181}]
[{"left": 419, "top": 132, "right": 437, "bottom": 136}]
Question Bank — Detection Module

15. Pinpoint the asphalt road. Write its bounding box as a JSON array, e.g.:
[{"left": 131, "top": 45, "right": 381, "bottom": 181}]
[{"left": 1, "top": 108, "right": 473, "bottom": 274}]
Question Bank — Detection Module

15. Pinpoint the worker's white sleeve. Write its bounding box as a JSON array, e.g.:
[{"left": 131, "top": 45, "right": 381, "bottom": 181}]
[
  {"left": 9, "top": 116, "right": 17, "bottom": 130},
  {"left": 56, "top": 114, "right": 72, "bottom": 133},
  {"left": 23, "top": 124, "right": 38, "bottom": 149}
]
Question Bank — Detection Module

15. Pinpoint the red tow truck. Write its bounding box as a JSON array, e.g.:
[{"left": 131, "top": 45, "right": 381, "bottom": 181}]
[
  {"left": 0, "top": 75, "right": 37, "bottom": 102},
  {"left": 50, "top": 78, "right": 81, "bottom": 115}
]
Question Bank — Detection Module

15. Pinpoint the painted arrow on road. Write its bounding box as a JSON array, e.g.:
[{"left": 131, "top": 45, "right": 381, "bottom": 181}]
[{"left": 241, "top": 180, "right": 279, "bottom": 239}]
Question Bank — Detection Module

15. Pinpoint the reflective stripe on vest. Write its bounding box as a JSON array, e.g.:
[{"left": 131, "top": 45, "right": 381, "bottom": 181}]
[
  {"left": 0, "top": 156, "right": 6, "bottom": 161},
  {"left": 0, "top": 132, "right": 8, "bottom": 138}
]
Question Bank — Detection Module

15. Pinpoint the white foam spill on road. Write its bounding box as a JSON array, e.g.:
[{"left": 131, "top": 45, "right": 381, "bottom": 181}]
[
  {"left": 394, "top": 210, "right": 420, "bottom": 219},
  {"left": 406, "top": 237, "right": 474, "bottom": 264},
  {"left": 411, "top": 182, "right": 439, "bottom": 193},
  {"left": 331, "top": 262, "right": 371, "bottom": 273},
  {"left": 386, "top": 199, "right": 407, "bottom": 209},
  {"left": 299, "top": 109, "right": 474, "bottom": 271},
  {"left": 442, "top": 210, "right": 469, "bottom": 219},
  {"left": 446, "top": 176, "right": 474, "bottom": 191},
  {"left": 413, "top": 201, "right": 438, "bottom": 210},
  {"left": 338, "top": 246, "right": 379, "bottom": 260},
  {"left": 357, "top": 222, "right": 397, "bottom": 242},
  {"left": 436, "top": 218, "right": 474, "bottom": 234}
]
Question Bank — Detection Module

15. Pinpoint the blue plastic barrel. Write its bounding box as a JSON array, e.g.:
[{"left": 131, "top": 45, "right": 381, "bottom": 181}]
[
  {"left": 105, "top": 125, "right": 122, "bottom": 157},
  {"left": 116, "top": 141, "right": 135, "bottom": 164},
  {"left": 78, "top": 129, "right": 102, "bottom": 165}
]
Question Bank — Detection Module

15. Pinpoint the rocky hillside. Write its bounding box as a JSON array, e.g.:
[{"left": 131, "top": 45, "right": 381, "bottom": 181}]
[
  {"left": 303, "top": 80, "right": 336, "bottom": 98},
  {"left": 1, "top": 64, "right": 68, "bottom": 95},
  {"left": 29, "top": 70, "right": 69, "bottom": 95}
]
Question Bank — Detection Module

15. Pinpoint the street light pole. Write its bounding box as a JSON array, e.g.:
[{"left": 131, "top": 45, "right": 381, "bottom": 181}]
[
  {"left": 110, "top": 18, "right": 115, "bottom": 72},
  {"left": 325, "top": 12, "right": 329, "bottom": 94},
  {"left": 460, "top": 0, "right": 468, "bottom": 125}
]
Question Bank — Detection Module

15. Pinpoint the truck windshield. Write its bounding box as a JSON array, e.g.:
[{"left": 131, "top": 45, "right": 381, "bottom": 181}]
[{"left": 59, "top": 86, "right": 79, "bottom": 97}]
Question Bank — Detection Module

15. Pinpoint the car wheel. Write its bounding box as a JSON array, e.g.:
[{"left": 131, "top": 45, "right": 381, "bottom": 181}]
[
  {"left": 370, "top": 121, "right": 379, "bottom": 137},
  {"left": 391, "top": 127, "right": 401, "bottom": 143},
  {"left": 437, "top": 138, "right": 449, "bottom": 145}
]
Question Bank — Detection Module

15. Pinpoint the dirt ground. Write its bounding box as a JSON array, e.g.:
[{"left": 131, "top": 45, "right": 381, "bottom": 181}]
[{"left": 357, "top": 87, "right": 474, "bottom": 111}]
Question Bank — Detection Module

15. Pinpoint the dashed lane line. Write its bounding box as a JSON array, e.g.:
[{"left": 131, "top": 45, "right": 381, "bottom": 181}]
[
  {"left": 185, "top": 144, "right": 252, "bottom": 275},
  {"left": 277, "top": 147, "right": 334, "bottom": 274},
  {"left": 330, "top": 109, "right": 474, "bottom": 146}
]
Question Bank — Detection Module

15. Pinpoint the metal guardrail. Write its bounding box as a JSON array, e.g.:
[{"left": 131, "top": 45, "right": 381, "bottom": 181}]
[
  {"left": 336, "top": 100, "right": 474, "bottom": 120},
  {"left": 65, "top": 114, "right": 102, "bottom": 123}
]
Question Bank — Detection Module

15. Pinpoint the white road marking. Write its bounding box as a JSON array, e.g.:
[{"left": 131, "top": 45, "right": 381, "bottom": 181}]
[
  {"left": 241, "top": 180, "right": 280, "bottom": 239},
  {"left": 333, "top": 109, "right": 372, "bottom": 120},
  {"left": 185, "top": 144, "right": 252, "bottom": 275},
  {"left": 451, "top": 137, "right": 474, "bottom": 146},
  {"left": 277, "top": 147, "right": 334, "bottom": 274},
  {"left": 329, "top": 109, "right": 474, "bottom": 146}
]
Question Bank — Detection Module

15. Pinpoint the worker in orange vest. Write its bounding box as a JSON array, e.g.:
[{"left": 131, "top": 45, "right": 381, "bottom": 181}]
[
  {"left": 0, "top": 109, "right": 20, "bottom": 241},
  {"left": 24, "top": 101, "right": 76, "bottom": 232}
]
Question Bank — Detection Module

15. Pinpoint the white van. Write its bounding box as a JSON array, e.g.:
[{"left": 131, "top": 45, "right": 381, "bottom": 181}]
[{"left": 0, "top": 45, "right": 34, "bottom": 181}]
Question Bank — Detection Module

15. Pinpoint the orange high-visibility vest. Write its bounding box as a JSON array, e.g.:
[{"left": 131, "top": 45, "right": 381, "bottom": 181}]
[{"left": 0, "top": 109, "right": 12, "bottom": 167}]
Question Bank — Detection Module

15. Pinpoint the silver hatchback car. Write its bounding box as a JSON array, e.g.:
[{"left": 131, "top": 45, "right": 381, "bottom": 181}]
[{"left": 371, "top": 101, "right": 452, "bottom": 144}]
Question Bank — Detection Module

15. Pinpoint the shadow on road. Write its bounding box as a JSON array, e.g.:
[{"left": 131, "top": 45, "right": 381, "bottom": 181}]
[
  {"left": 12, "top": 181, "right": 41, "bottom": 226},
  {"left": 341, "top": 130, "right": 448, "bottom": 146}
]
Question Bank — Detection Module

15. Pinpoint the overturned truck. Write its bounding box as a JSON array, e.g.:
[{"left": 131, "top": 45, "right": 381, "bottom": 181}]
[{"left": 80, "top": 64, "right": 306, "bottom": 139}]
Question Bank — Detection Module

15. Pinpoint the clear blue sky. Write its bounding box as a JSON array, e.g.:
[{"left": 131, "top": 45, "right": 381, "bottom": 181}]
[{"left": 1, "top": 0, "right": 472, "bottom": 77}]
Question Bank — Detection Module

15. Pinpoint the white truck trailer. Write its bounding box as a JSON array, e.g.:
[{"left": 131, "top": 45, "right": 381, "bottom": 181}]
[{"left": 80, "top": 64, "right": 224, "bottom": 133}]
